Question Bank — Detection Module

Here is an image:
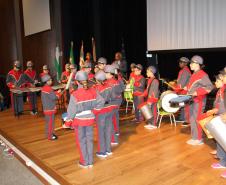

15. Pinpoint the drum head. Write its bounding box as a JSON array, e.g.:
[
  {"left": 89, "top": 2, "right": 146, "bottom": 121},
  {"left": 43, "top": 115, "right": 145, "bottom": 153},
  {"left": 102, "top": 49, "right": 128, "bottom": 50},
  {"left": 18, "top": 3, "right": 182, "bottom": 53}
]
[{"left": 160, "top": 91, "right": 179, "bottom": 113}]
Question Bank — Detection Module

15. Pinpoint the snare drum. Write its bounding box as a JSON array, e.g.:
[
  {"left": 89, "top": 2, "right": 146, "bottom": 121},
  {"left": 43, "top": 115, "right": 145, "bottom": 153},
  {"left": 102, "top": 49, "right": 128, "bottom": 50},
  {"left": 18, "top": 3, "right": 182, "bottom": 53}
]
[{"left": 138, "top": 102, "right": 153, "bottom": 120}]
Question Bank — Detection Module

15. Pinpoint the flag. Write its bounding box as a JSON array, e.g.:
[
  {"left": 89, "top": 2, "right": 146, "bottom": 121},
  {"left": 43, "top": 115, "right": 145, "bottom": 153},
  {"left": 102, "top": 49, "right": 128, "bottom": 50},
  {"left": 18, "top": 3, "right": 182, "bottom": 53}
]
[
  {"left": 54, "top": 46, "right": 62, "bottom": 81},
  {"left": 92, "top": 37, "right": 96, "bottom": 63},
  {"left": 79, "top": 40, "right": 84, "bottom": 68},
  {"left": 69, "top": 41, "right": 75, "bottom": 64}
]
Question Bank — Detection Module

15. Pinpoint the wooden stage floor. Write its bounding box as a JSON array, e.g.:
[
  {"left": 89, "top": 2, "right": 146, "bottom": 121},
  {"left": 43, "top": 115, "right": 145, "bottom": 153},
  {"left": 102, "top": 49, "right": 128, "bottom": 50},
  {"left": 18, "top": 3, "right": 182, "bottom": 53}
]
[{"left": 0, "top": 105, "right": 225, "bottom": 185}]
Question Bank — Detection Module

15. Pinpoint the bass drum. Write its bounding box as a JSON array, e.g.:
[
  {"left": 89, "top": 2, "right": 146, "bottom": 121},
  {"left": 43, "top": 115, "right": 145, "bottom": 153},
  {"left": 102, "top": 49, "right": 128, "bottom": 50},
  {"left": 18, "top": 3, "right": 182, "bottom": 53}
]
[{"left": 160, "top": 90, "right": 179, "bottom": 113}]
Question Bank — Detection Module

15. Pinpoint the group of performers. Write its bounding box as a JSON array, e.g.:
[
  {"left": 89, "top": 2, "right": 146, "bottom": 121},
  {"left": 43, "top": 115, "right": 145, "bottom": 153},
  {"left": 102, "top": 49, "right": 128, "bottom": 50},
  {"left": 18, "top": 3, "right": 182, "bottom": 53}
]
[{"left": 5, "top": 53, "right": 226, "bottom": 176}]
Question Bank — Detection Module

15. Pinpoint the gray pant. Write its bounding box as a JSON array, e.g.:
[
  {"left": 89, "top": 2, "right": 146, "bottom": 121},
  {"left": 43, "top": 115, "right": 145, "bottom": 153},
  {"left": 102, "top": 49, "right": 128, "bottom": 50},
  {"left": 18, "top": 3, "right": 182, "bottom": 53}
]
[
  {"left": 111, "top": 109, "right": 119, "bottom": 143},
  {"left": 189, "top": 98, "right": 206, "bottom": 140},
  {"left": 96, "top": 112, "right": 112, "bottom": 153},
  {"left": 44, "top": 114, "right": 55, "bottom": 139},
  {"left": 75, "top": 126, "right": 93, "bottom": 166},
  {"left": 27, "top": 92, "right": 37, "bottom": 112},
  {"left": 133, "top": 96, "right": 144, "bottom": 121},
  {"left": 11, "top": 93, "right": 24, "bottom": 115},
  {"left": 147, "top": 103, "right": 158, "bottom": 126},
  {"left": 217, "top": 142, "right": 226, "bottom": 167}
]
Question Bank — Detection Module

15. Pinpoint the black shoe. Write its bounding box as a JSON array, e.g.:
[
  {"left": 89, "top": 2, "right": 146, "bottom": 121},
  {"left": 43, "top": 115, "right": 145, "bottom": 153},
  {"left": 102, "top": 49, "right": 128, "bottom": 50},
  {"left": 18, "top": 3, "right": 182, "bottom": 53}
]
[
  {"left": 51, "top": 134, "right": 58, "bottom": 140},
  {"left": 181, "top": 122, "right": 190, "bottom": 127}
]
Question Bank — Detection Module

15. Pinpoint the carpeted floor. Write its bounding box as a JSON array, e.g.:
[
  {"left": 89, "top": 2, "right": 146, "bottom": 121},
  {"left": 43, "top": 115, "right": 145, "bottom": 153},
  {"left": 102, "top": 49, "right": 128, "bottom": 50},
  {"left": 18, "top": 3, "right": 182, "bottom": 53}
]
[{"left": 0, "top": 147, "right": 43, "bottom": 185}]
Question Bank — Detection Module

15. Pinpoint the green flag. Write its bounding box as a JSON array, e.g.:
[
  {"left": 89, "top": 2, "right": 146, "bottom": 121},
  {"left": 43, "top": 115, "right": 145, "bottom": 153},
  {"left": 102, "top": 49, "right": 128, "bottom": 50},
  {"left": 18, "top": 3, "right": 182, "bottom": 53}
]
[
  {"left": 69, "top": 41, "right": 75, "bottom": 64},
  {"left": 54, "top": 46, "right": 62, "bottom": 81}
]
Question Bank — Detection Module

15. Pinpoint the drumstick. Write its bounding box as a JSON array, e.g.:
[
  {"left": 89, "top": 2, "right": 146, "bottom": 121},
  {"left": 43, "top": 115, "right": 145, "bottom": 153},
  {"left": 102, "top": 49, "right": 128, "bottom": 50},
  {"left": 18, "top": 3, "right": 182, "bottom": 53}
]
[
  {"left": 162, "top": 81, "right": 176, "bottom": 90},
  {"left": 54, "top": 126, "right": 64, "bottom": 131},
  {"left": 66, "top": 72, "right": 74, "bottom": 90}
]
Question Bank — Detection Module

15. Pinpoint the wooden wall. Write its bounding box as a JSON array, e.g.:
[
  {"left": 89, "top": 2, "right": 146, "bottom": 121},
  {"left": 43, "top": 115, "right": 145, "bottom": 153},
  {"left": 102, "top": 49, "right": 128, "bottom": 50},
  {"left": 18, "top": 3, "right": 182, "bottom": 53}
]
[
  {"left": 0, "top": 0, "right": 18, "bottom": 75},
  {"left": 0, "top": 0, "right": 62, "bottom": 77}
]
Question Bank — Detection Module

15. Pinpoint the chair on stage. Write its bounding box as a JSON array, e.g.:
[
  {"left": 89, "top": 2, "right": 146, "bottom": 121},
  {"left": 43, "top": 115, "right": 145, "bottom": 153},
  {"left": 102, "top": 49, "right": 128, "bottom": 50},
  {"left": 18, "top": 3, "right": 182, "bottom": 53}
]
[
  {"left": 157, "top": 100, "right": 176, "bottom": 128},
  {"left": 124, "top": 89, "right": 134, "bottom": 114}
]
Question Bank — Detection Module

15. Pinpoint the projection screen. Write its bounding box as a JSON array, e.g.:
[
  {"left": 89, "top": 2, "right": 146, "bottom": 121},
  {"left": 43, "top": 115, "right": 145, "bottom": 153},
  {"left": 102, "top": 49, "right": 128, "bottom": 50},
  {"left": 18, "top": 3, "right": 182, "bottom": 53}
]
[
  {"left": 22, "top": 0, "right": 51, "bottom": 36},
  {"left": 147, "top": 0, "right": 226, "bottom": 51}
]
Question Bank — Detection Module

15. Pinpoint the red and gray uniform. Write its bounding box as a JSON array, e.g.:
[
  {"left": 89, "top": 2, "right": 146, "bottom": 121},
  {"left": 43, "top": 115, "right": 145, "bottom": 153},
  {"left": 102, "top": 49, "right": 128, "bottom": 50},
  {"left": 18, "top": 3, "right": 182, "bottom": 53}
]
[
  {"left": 141, "top": 78, "right": 159, "bottom": 126},
  {"left": 67, "top": 86, "right": 104, "bottom": 166},
  {"left": 105, "top": 78, "right": 124, "bottom": 143},
  {"left": 6, "top": 69, "right": 26, "bottom": 114},
  {"left": 176, "top": 66, "right": 191, "bottom": 121},
  {"left": 133, "top": 74, "right": 146, "bottom": 121},
  {"left": 176, "top": 66, "right": 191, "bottom": 90},
  {"left": 94, "top": 82, "right": 113, "bottom": 153},
  {"left": 61, "top": 71, "right": 70, "bottom": 84},
  {"left": 185, "top": 70, "right": 213, "bottom": 140},
  {"left": 41, "top": 85, "right": 60, "bottom": 140},
  {"left": 24, "top": 69, "right": 38, "bottom": 112},
  {"left": 215, "top": 85, "right": 226, "bottom": 166}
]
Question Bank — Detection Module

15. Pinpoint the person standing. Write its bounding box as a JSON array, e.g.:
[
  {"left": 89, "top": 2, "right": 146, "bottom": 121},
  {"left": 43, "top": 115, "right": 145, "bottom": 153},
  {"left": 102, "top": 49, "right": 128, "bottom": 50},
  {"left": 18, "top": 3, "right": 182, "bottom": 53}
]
[
  {"left": 65, "top": 71, "right": 104, "bottom": 168},
  {"left": 41, "top": 74, "right": 61, "bottom": 140},
  {"left": 175, "top": 57, "right": 191, "bottom": 123},
  {"left": 24, "top": 60, "right": 38, "bottom": 115},
  {"left": 140, "top": 66, "right": 159, "bottom": 129},
  {"left": 93, "top": 70, "right": 113, "bottom": 158},
  {"left": 184, "top": 55, "right": 213, "bottom": 146},
  {"left": 6, "top": 60, "right": 26, "bottom": 115},
  {"left": 132, "top": 64, "right": 146, "bottom": 123}
]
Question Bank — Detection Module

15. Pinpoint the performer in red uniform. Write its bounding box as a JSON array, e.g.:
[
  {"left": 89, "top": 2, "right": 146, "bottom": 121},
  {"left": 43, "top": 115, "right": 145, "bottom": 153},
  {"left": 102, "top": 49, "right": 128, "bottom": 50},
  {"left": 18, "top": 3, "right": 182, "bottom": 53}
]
[
  {"left": 93, "top": 70, "right": 113, "bottom": 158},
  {"left": 24, "top": 60, "right": 38, "bottom": 115},
  {"left": 184, "top": 55, "right": 213, "bottom": 146},
  {"left": 97, "top": 57, "right": 107, "bottom": 71},
  {"left": 61, "top": 63, "right": 71, "bottom": 106},
  {"left": 6, "top": 61, "right": 26, "bottom": 115},
  {"left": 140, "top": 66, "right": 159, "bottom": 129},
  {"left": 175, "top": 57, "right": 191, "bottom": 124},
  {"left": 61, "top": 63, "right": 71, "bottom": 84},
  {"left": 65, "top": 71, "right": 104, "bottom": 168},
  {"left": 41, "top": 74, "right": 62, "bottom": 140},
  {"left": 132, "top": 64, "right": 146, "bottom": 122}
]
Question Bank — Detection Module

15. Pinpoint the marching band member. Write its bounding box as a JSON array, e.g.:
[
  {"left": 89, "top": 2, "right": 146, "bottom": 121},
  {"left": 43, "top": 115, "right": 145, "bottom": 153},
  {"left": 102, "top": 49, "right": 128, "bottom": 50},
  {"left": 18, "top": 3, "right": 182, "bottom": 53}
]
[
  {"left": 175, "top": 57, "right": 191, "bottom": 91},
  {"left": 141, "top": 66, "right": 159, "bottom": 129},
  {"left": 82, "top": 62, "right": 95, "bottom": 86},
  {"left": 61, "top": 63, "right": 71, "bottom": 84},
  {"left": 24, "top": 60, "right": 38, "bottom": 115},
  {"left": 112, "top": 63, "right": 126, "bottom": 135},
  {"left": 39, "top": 65, "right": 50, "bottom": 78},
  {"left": 65, "top": 71, "right": 104, "bottom": 168},
  {"left": 97, "top": 57, "right": 107, "bottom": 71},
  {"left": 175, "top": 57, "right": 191, "bottom": 123},
  {"left": 61, "top": 63, "right": 71, "bottom": 106},
  {"left": 6, "top": 60, "right": 26, "bottom": 115},
  {"left": 105, "top": 65, "right": 124, "bottom": 145},
  {"left": 41, "top": 74, "right": 62, "bottom": 140},
  {"left": 132, "top": 64, "right": 146, "bottom": 123},
  {"left": 68, "top": 64, "right": 78, "bottom": 94},
  {"left": 93, "top": 70, "right": 113, "bottom": 158},
  {"left": 129, "top": 63, "right": 136, "bottom": 79},
  {"left": 209, "top": 73, "right": 226, "bottom": 170},
  {"left": 184, "top": 55, "right": 213, "bottom": 146}
]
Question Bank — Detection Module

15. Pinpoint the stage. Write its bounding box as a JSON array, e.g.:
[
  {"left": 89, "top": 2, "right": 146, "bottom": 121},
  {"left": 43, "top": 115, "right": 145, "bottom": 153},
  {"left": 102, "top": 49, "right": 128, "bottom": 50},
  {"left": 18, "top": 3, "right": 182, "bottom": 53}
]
[{"left": 0, "top": 103, "right": 225, "bottom": 185}]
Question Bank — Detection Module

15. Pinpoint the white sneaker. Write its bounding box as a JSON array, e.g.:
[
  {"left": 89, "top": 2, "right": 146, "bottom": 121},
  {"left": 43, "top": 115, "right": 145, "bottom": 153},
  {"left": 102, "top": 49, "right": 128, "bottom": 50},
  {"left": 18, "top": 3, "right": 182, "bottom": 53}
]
[
  {"left": 106, "top": 151, "right": 113, "bottom": 156},
  {"left": 88, "top": 164, "right": 93, "bottom": 168},
  {"left": 111, "top": 142, "right": 119, "bottom": 146},
  {"left": 78, "top": 163, "right": 89, "bottom": 169},
  {"left": 187, "top": 139, "right": 203, "bottom": 146}
]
